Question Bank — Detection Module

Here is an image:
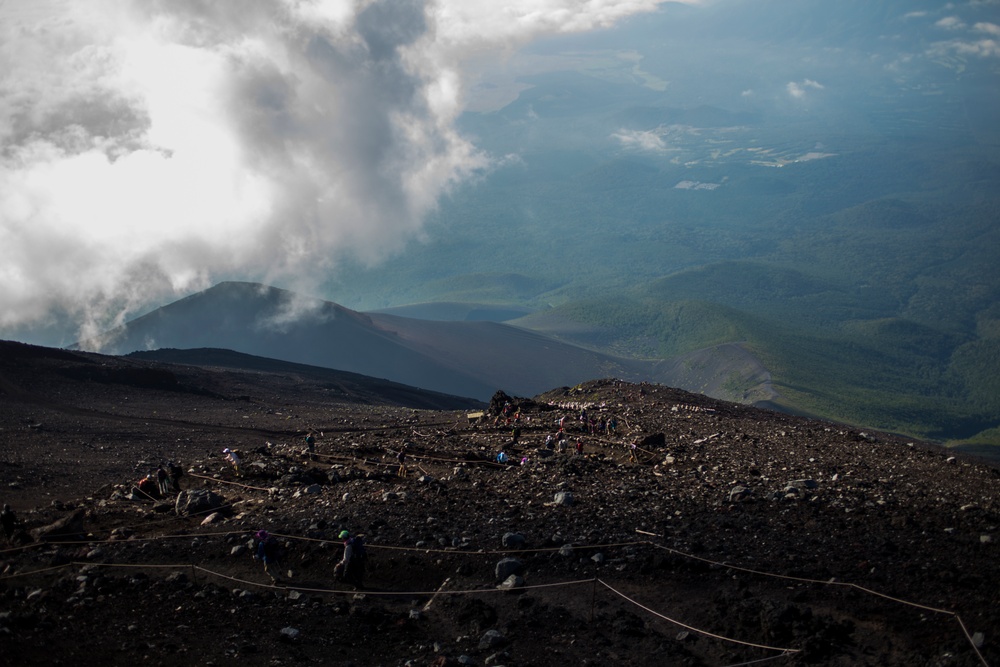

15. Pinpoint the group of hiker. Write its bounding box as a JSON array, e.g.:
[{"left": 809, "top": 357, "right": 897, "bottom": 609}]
[
  {"left": 133, "top": 461, "right": 184, "bottom": 500},
  {"left": 253, "top": 528, "right": 366, "bottom": 588}
]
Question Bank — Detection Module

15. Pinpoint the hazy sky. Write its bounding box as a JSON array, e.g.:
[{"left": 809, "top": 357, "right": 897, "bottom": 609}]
[
  {"left": 0, "top": 0, "right": 700, "bottom": 341},
  {"left": 2, "top": 0, "right": 997, "bottom": 344}
]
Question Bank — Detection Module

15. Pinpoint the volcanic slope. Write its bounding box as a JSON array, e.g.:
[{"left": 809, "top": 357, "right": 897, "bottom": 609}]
[
  {"left": 0, "top": 340, "right": 997, "bottom": 666},
  {"left": 79, "top": 280, "right": 774, "bottom": 403}
]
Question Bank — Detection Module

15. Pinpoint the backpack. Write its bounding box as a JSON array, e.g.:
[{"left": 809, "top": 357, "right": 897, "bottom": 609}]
[
  {"left": 258, "top": 536, "right": 281, "bottom": 562},
  {"left": 349, "top": 536, "right": 367, "bottom": 562}
]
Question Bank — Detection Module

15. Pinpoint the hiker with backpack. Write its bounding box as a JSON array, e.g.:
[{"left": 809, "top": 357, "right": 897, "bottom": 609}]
[
  {"left": 334, "top": 530, "right": 367, "bottom": 588},
  {"left": 223, "top": 448, "right": 241, "bottom": 476},
  {"left": 395, "top": 444, "right": 408, "bottom": 478},
  {"left": 134, "top": 474, "right": 159, "bottom": 499},
  {"left": 167, "top": 461, "right": 184, "bottom": 493},
  {"left": 156, "top": 466, "right": 170, "bottom": 497},
  {"left": 254, "top": 530, "right": 283, "bottom": 583}
]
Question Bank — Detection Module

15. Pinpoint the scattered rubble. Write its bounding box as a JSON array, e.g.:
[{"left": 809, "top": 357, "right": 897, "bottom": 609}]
[{"left": 0, "top": 345, "right": 998, "bottom": 665}]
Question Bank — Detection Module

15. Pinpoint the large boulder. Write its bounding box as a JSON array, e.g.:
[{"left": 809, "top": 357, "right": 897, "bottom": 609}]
[
  {"left": 175, "top": 489, "right": 226, "bottom": 517},
  {"left": 495, "top": 558, "right": 524, "bottom": 582},
  {"left": 31, "top": 509, "right": 87, "bottom": 542}
]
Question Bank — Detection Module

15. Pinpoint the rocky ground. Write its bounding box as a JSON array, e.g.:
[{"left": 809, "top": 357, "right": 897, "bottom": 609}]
[{"left": 0, "top": 340, "right": 998, "bottom": 666}]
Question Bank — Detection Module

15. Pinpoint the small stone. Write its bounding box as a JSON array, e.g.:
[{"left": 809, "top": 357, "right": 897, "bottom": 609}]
[
  {"left": 478, "top": 629, "right": 505, "bottom": 650},
  {"left": 496, "top": 574, "right": 523, "bottom": 590},
  {"left": 981, "top": 535, "right": 993, "bottom": 544},
  {"left": 230, "top": 545, "right": 246, "bottom": 557},
  {"left": 200, "top": 512, "right": 224, "bottom": 526},
  {"left": 553, "top": 492, "right": 574, "bottom": 506},
  {"left": 279, "top": 627, "right": 300, "bottom": 641},
  {"left": 501, "top": 532, "right": 525, "bottom": 549},
  {"left": 729, "top": 486, "right": 751, "bottom": 502}
]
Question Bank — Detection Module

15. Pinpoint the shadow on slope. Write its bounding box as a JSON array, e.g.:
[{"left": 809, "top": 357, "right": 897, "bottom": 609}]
[{"left": 127, "top": 348, "right": 485, "bottom": 411}]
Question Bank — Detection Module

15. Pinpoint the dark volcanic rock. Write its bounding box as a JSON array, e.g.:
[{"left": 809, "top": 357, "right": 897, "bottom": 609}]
[
  {"left": 175, "top": 489, "right": 226, "bottom": 516},
  {"left": 30, "top": 509, "right": 86, "bottom": 542},
  {"left": 0, "top": 344, "right": 998, "bottom": 667}
]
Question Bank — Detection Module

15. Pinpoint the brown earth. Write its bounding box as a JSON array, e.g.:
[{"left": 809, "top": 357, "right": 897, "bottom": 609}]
[{"left": 0, "top": 340, "right": 998, "bottom": 666}]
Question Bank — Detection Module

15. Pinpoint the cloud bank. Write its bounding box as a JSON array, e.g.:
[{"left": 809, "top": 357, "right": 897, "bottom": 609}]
[{"left": 0, "top": 0, "right": 691, "bottom": 344}]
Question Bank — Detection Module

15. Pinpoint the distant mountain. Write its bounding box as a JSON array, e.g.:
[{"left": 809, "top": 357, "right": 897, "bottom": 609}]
[{"left": 81, "top": 282, "right": 775, "bottom": 403}]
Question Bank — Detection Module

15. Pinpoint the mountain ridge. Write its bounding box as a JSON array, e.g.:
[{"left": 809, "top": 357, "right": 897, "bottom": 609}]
[{"left": 78, "top": 281, "right": 777, "bottom": 405}]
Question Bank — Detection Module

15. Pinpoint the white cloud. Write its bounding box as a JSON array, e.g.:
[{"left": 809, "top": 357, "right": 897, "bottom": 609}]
[
  {"left": 929, "top": 37, "right": 1000, "bottom": 58},
  {"left": 973, "top": 21, "right": 1000, "bottom": 36},
  {"left": 786, "top": 78, "right": 824, "bottom": 99},
  {"left": 612, "top": 128, "right": 668, "bottom": 152},
  {"left": 935, "top": 16, "right": 967, "bottom": 30},
  {"left": 0, "top": 0, "right": 700, "bottom": 344}
]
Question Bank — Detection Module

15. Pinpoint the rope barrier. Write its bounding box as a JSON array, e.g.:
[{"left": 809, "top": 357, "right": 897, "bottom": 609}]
[
  {"left": 645, "top": 543, "right": 989, "bottom": 667},
  {"left": 0, "top": 532, "right": 989, "bottom": 665},
  {"left": 719, "top": 653, "right": 799, "bottom": 667},
  {"left": 598, "top": 579, "right": 800, "bottom": 655},
  {"left": 0, "top": 556, "right": 809, "bottom": 661},
  {"left": 3, "top": 394, "right": 988, "bottom": 661},
  {"left": 187, "top": 473, "right": 274, "bottom": 492}
]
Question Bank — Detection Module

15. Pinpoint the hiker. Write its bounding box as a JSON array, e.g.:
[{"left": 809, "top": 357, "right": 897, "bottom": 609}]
[
  {"left": 629, "top": 442, "right": 638, "bottom": 463},
  {"left": 167, "top": 461, "right": 184, "bottom": 493},
  {"left": 305, "top": 433, "right": 315, "bottom": 453},
  {"left": 223, "top": 448, "right": 241, "bottom": 475},
  {"left": 396, "top": 445, "right": 408, "bottom": 478},
  {"left": 156, "top": 466, "right": 170, "bottom": 497},
  {"left": 135, "top": 474, "right": 159, "bottom": 498},
  {"left": 575, "top": 440, "right": 584, "bottom": 456},
  {"left": 254, "top": 530, "right": 283, "bottom": 583},
  {"left": 334, "top": 530, "right": 367, "bottom": 588},
  {"left": 496, "top": 451, "right": 509, "bottom": 464},
  {"left": 557, "top": 438, "right": 568, "bottom": 454},
  {"left": 511, "top": 425, "right": 521, "bottom": 444},
  {"left": 1, "top": 504, "right": 19, "bottom": 542},
  {"left": 544, "top": 434, "right": 554, "bottom": 449}
]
